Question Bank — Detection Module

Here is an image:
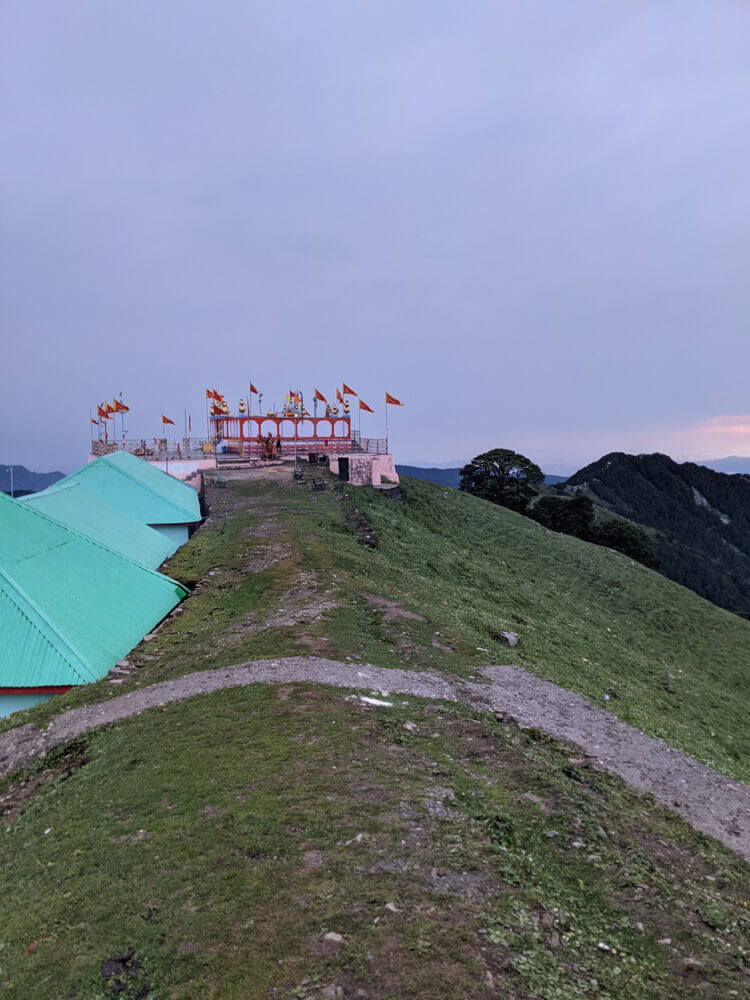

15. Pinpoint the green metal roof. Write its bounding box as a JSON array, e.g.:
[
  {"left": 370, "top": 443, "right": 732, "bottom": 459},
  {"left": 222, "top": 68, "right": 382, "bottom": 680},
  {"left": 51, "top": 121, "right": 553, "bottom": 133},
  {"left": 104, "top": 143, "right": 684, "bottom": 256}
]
[
  {"left": 21, "top": 481, "right": 175, "bottom": 569},
  {"left": 0, "top": 492, "right": 187, "bottom": 688},
  {"left": 54, "top": 451, "right": 201, "bottom": 526}
]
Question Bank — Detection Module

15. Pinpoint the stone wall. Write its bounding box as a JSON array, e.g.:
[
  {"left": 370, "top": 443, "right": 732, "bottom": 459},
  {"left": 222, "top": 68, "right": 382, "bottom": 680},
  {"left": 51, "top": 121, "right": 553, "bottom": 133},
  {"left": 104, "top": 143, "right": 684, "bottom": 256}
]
[{"left": 329, "top": 454, "right": 399, "bottom": 487}]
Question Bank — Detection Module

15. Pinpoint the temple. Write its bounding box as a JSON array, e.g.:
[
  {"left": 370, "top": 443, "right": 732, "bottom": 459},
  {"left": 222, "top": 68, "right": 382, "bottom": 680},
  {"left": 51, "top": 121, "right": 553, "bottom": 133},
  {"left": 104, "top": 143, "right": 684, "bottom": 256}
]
[
  {"left": 89, "top": 390, "right": 400, "bottom": 488},
  {"left": 210, "top": 411, "right": 399, "bottom": 487}
]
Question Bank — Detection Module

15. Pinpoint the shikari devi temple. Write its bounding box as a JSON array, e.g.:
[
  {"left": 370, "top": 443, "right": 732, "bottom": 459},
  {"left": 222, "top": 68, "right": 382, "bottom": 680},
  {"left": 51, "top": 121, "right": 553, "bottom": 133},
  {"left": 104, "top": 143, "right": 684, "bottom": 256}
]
[{"left": 89, "top": 386, "right": 402, "bottom": 488}]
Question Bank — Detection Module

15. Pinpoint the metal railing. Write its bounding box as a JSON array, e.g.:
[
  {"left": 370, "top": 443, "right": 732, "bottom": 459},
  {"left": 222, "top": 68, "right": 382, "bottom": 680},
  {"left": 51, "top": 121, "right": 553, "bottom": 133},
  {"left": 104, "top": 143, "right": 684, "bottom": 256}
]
[
  {"left": 350, "top": 433, "right": 389, "bottom": 454},
  {"left": 90, "top": 438, "right": 217, "bottom": 460}
]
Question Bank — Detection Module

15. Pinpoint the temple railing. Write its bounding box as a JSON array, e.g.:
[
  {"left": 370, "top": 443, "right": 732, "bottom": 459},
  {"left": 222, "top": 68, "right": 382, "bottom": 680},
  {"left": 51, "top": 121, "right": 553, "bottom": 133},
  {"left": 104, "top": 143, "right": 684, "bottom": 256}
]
[
  {"left": 90, "top": 438, "right": 217, "bottom": 460},
  {"left": 350, "top": 433, "right": 388, "bottom": 454}
]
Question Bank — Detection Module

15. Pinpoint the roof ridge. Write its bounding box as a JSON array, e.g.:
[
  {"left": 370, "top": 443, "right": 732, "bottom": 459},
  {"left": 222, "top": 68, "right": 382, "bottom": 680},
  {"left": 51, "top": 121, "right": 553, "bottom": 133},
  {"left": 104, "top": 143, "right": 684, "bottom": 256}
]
[
  {"left": 0, "top": 564, "right": 99, "bottom": 684},
  {"left": 99, "top": 456, "right": 199, "bottom": 521},
  {"left": 1, "top": 494, "right": 189, "bottom": 597}
]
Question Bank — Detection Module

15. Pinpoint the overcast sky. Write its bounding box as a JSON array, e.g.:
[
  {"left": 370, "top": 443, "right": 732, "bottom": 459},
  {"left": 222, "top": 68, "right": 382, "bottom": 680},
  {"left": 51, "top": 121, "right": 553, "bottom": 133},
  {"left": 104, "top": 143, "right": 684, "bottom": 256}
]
[{"left": 2, "top": 1, "right": 749, "bottom": 472}]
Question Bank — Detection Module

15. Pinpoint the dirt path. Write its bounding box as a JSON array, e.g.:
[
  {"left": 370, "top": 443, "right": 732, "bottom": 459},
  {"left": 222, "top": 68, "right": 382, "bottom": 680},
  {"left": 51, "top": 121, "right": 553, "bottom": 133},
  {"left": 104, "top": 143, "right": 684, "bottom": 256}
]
[{"left": 1, "top": 656, "right": 748, "bottom": 863}]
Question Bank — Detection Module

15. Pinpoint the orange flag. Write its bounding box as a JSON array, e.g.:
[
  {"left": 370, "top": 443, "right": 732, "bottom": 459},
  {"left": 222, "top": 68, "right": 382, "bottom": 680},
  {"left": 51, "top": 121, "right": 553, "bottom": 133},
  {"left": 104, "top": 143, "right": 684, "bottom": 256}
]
[
  {"left": 96, "top": 404, "right": 108, "bottom": 419},
  {"left": 336, "top": 388, "right": 343, "bottom": 403},
  {"left": 314, "top": 389, "right": 327, "bottom": 403},
  {"left": 162, "top": 414, "right": 175, "bottom": 425},
  {"left": 385, "top": 392, "right": 403, "bottom": 406},
  {"left": 359, "top": 399, "right": 374, "bottom": 413},
  {"left": 342, "top": 383, "right": 357, "bottom": 395}
]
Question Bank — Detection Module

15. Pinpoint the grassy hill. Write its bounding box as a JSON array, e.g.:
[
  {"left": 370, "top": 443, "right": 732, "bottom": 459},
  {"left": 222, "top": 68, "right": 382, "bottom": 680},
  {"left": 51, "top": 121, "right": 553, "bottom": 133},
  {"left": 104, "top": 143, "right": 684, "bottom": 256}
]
[
  {"left": 566, "top": 452, "right": 750, "bottom": 617},
  {"left": 1, "top": 470, "right": 748, "bottom": 997}
]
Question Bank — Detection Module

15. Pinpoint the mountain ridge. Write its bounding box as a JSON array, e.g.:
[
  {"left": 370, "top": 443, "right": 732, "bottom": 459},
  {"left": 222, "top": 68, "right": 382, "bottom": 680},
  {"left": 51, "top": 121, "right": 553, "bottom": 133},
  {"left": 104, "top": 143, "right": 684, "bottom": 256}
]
[{"left": 566, "top": 451, "right": 750, "bottom": 616}]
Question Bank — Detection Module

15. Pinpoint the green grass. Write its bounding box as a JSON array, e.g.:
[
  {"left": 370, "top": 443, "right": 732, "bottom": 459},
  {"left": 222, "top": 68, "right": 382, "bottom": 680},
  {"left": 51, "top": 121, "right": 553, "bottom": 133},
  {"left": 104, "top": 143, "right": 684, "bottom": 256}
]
[
  {"left": 1, "top": 686, "right": 747, "bottom": 999},
  {"left": 334, "top": 477, "right": 750, "bottom": 781},
  {"left": 4, "top": 472, "right": 748, "bottom": 785},
  {"left": 2, "top": 470, "right": 749, "bottom": 998}
]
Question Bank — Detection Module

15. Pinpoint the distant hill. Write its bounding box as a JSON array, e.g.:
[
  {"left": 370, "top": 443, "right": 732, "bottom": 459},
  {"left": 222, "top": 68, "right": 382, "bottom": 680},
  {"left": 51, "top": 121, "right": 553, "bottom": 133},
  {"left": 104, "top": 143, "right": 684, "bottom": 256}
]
[
  {"left": 700, "top": 456, "right": 750, "bottom": 476},
  {"left": 566, "top": 452, "right": 750, "bottom": 617},
  {"left": 0, "top": 465, "right": 64, "bottom": 495},
  {"left": 396, "top": 466, "right": 567, "bottom": 488},
  {"left": 396, "top": 466, "right": 461, "bottom": 488}
]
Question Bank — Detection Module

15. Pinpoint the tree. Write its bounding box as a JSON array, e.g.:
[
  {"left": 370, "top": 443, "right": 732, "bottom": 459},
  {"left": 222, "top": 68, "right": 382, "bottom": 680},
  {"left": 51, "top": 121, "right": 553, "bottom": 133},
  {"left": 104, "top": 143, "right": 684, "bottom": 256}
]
[
  {"left": 531, "top": 494, "right": 596, "bottom": 537},
  {"left": 591, "top": 519, "right": 660, "bottom": 568},
  {"left": 459, "top": 449, "right": 544, "bottom": 514}
]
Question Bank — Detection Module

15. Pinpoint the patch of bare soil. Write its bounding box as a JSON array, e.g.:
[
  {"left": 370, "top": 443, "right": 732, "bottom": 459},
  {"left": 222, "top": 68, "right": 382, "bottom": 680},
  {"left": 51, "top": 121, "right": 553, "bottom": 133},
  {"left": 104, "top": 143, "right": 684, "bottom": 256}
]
[
  {"left": 229, "top": 572, "right": 340, "bottom": 636},
  {"left": 364, "top": 595, "right": 426, "bottom": 623},
  {"left": 0, "top": 737, "right": 90, "bottom": 827}
]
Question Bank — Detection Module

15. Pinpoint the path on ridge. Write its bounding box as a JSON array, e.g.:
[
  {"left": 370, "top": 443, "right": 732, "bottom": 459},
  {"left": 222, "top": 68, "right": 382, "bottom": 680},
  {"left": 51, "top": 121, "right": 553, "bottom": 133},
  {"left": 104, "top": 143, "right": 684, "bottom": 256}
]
[{"left": 0, "top": 656, "right": 748, "bottom": 863}]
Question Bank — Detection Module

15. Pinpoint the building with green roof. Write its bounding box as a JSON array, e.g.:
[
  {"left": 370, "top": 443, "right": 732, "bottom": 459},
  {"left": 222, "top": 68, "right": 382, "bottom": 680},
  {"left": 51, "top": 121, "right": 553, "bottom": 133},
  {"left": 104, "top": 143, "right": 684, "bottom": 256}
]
[
  {"left": 54, "top": 451, "right": 201, "bottom": 554},
  {"left": 0, "top": 492, "right": 188, "bottom": 717},
  {"left": 21, "top": 481, "right": 175, "bottom": 569}
]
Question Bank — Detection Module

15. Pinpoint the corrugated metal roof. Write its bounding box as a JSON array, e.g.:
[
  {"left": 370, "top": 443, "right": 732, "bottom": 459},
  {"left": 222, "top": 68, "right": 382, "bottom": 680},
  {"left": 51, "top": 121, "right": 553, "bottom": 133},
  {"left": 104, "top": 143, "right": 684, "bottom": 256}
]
[
  {"left": 0, "top": 493, "right": 187, "bottom": 688},
  {"left": 54, "top": 451, "right": 201, "bottom": 526},
  {"left": 21, "top": 481, "right": 175, "bottom": 569}
]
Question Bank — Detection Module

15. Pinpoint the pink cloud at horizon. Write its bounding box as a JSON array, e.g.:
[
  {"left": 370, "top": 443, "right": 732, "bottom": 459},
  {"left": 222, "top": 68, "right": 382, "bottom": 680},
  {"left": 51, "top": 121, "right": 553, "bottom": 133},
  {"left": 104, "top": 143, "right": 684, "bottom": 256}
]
[{"left": 507, "top": 415, "right": 750, "bottom": 469}]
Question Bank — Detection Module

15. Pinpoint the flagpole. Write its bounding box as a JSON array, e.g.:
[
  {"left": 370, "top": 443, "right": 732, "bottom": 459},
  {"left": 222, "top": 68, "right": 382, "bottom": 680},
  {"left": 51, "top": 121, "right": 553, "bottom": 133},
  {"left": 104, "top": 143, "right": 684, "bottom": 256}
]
[{"left": 385, "top": 398, "right": 388, "bottom": 454}]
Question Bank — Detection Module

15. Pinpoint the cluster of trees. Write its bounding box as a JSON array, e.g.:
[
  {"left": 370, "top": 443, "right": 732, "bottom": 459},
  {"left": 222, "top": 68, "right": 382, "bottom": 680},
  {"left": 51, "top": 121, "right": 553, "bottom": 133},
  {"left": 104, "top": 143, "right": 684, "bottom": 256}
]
[
  {"left": 531, "top": 493, "right": 660, "bottom": 567},
  {"left": 459, "top": 449, "right": 659, "bottom": 568}
]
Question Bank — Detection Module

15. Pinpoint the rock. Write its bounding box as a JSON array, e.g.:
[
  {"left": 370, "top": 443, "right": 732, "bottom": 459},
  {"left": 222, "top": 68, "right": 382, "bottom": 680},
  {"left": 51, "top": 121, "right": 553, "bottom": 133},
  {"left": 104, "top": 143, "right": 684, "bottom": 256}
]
[
  {"left": 500, "top": 631, "right": 519, "bottom": 647},
  {"left": 321, "top": 987, "right": 343, "bottom": 999},
  {"left": 550, "top": 930, "right": 560, "bottom": 948},
  {"left": 323, "top": 932, "right": 344, "bottom": 944},
  {"left": 635, "top": 922, "right": 645, "bottom": 934},
  {"left": 546, "top": 830, "right": 559, "bottom": 838},
  {"left": 385, "top": 902, "right": 399, "bottom": 913},
  {"left": 571, "top": 840, "right": 584, "bottom": 849},
  {"left": 658, "top": 937, "right": 671, "bottom": 945},
  {"left": 403, "top": 721, "right": 417, "bottom": 732}
]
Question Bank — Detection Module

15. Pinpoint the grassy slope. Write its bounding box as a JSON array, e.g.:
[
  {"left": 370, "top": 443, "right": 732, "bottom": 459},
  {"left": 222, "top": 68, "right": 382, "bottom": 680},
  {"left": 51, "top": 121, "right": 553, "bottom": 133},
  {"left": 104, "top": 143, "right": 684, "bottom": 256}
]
[
  {"left": 1, "top": 472, "right": 749, "bottom": 998},
  {"left": 3, "top": 473, "right": 748, "bottom": 782},
  {"left": 2, "top": 686, "right": 749, "bottom": 999}
]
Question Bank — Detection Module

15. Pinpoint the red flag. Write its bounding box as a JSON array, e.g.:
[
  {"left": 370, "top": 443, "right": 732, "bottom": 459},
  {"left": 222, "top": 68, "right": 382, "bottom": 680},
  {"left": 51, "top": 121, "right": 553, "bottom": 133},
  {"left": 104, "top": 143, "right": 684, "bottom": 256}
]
[
  {"left": 250, "top": 383, "right": 258, "bottom": 394},
  {"left": 359, "top": 399, "right": 374, "bottom": 413},
  {"left": 117, "top": 400, "right": 130, "bottom": 413},
  {"left": 342, "top": 383, "right": 357, "bottom": 396},
  {"left": 385, "top": 392, "right": 403, "bottom": 406},
  {"left": 96, "top": 404, "right": 107, "bottom": 419},
  {"left": 104, "top": 402, "right": 115, "bottom": 415},
  {"left": 314, "top": 389, "right": 327, "bottom": 403},
  {"left": 205, "top": 388, "right": 213, "bottom": 399},
  {"left": 336, "top": 388, "right": 343, "bottom": 404},
  {"left": 90, "top": 418, "right": 98, "bottom": 425},
  {"left": 162, "top": 414, "right": 175, "bottom": 425}
]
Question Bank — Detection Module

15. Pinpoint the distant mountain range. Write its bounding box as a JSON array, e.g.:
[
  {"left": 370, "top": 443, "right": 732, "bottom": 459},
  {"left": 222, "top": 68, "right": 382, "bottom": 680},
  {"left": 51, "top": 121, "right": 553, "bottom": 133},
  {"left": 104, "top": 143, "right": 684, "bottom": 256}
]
[
  {"left": 0, "top": 465, "right": 64, "bottom": 495},
  {"left": 396, "top": 466, "right": 567, "bottom": 488},
  {"left": 565, "top": 452, "right": 750, "bottom": 617},
  {"left": 699, "top": 456, "right": 750, "bottom": 476}
]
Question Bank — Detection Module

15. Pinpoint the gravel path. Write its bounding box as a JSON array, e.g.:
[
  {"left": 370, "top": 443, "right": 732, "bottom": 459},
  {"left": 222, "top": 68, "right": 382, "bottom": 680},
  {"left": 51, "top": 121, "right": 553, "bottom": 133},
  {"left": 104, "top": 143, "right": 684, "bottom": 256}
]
[{"left": 1, "top": 657, "right": 748, "bottom": 862}]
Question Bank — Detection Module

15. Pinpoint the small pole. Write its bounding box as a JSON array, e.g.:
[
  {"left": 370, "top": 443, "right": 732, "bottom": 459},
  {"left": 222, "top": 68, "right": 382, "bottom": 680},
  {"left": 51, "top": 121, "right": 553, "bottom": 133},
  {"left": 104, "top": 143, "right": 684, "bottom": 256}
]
[
  {"left": 385, "top": 400, "right": 389, "bottom": 454},
  {"left": 10, "top": 465, "right": 14, "bottom": 498}
]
